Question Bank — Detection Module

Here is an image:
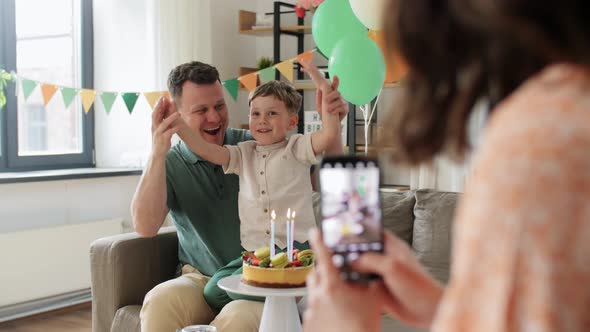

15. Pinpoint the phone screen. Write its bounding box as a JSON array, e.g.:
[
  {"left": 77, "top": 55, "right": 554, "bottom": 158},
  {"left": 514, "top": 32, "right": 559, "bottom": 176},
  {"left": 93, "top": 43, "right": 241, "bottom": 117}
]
[{"left": 319, "top": 158, "right": 383, "bottom": 256}]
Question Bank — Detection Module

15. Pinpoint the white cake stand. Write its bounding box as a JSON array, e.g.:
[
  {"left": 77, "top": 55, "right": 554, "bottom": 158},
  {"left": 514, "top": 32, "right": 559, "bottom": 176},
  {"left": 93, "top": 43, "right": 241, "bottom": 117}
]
[{"left": 217, "top": 274, "right": 306, "bottom": 332}]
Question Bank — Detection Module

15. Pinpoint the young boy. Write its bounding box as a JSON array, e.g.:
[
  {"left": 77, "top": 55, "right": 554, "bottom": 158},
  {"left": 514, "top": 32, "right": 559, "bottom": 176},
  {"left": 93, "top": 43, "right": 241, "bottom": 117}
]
[{"left": 175, "top": 60, "right": 344, "bottom": 310}]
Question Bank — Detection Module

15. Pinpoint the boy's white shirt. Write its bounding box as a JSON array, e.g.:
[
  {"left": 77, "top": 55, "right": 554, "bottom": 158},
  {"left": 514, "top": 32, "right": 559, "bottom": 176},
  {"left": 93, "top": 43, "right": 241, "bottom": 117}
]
[{"left": 224, "top": 134, "right": 317, "bottom": 251}]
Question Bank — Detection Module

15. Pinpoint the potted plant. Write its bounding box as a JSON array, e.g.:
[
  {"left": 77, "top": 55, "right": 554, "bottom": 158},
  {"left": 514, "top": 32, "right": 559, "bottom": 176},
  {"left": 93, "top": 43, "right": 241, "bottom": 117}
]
[
  {"left": 257, "top": 56, "right": 273, "bottom": 70},
  {"left": 0, "top": 69, "right": 13, "bottom": 111}
]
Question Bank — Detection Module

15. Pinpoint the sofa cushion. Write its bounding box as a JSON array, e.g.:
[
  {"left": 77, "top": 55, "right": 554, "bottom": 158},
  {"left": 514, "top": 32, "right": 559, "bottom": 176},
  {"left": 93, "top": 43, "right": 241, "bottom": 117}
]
[
  {"left": 312, "top": 191, "right": 322, "bottom": 227},
  {"left": 312, "top": 190, "right": 415, "bottom": 245},
  {"left": 111, "top": 305, "right": 141, "bottom": 332},
  {"left": 380, "top": 190, "right": 416, "bottom": 245},
  {"left": 412, "top": 189, "right": 460, "bottom": 284}
]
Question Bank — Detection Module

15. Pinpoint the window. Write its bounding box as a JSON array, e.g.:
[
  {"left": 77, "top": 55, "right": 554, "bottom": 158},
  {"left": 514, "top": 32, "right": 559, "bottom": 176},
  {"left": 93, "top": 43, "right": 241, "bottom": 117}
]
[{"left": 0, "top": 0, "right": 94, "bottom": 171}]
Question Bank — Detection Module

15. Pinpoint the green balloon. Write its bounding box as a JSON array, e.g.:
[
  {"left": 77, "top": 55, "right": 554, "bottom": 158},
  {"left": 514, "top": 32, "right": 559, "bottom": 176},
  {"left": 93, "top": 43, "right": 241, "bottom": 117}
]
[
  {"left": 312, "top": 0, "right": 367, "bottom": 58},
  {"left": 328, "top": 34, "right": 386, "bottom": 105}
]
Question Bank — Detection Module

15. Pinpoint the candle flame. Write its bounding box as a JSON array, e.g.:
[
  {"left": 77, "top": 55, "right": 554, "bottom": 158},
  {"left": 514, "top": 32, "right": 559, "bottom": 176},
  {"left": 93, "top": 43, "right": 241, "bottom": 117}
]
[
  {"left": 286, "top": 208, "right": 291, "bottom": 218},
  {"left": 271, "top": 210, "right": 276, "bottom": 220},
  {"left": 292, "top": 211, "right": 296, "bottom": 220}
]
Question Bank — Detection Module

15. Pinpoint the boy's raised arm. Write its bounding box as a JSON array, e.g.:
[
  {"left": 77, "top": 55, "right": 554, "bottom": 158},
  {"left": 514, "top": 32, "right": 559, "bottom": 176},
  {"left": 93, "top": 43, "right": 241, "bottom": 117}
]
[
  {"left": 300, "top": 59, "right": 343, "bottom": 155},
  {"left": 175, "top": 116, "right": 230, "bottom": 168}
]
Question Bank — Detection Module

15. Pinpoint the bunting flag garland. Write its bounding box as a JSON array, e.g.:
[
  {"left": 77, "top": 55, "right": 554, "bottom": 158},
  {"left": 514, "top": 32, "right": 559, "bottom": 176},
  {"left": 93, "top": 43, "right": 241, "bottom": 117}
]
[
  {"left": 223, "top": 79, "right": 239, "bottom": 102},
  {"left": 275, "top": 59, "right": 294, "bottom": 82},
  {"left": 21, "top": 79, "right": 37, "bottom": 101},
  {"left": 240, "top": 72, "right": 258, "bottom": 92},
  {"left": 296, "top": 50, "right": 313, "bottom": 65},
  {"left": 61, "top": 87, "right": 78, "bottom": 108},
  {"left": 258, "top": 66, "right": 276, "bottom": 83},
  {"left": 41, "top": 83, "right": 58, "bottom": 106},
  {"left": 80, "top": 89, "right": 97, "bottom": 114},
  {"left": 7, "top": 49, "right": 322, "bottom": 115},
  {"left": 143, "top": 91, "right": 164, "bottom": 110},
  {"left": 122, "top": 93, "right": 140, "bottom": 114},
  {"left": 100, "top": 92, "right": 118, "bottom": 114}
]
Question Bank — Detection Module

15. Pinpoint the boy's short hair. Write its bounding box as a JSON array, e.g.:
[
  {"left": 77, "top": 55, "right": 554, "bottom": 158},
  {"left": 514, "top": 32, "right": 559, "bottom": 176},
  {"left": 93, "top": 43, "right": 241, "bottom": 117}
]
[{"left": 248, "top": 81, "right": 302, "bottom": 114}]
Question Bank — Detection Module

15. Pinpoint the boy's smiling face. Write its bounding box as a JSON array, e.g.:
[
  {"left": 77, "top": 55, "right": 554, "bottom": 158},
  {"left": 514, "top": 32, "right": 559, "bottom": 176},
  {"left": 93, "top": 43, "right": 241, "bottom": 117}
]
[{"left": 249, "top": 95, "right": 298, "bottom": 145}]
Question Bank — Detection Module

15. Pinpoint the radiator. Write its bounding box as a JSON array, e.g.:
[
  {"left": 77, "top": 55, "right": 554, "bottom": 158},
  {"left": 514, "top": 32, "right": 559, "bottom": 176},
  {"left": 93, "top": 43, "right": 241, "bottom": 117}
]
[{"left": 0, "top": 218, "right": 124, "bottom": 318}]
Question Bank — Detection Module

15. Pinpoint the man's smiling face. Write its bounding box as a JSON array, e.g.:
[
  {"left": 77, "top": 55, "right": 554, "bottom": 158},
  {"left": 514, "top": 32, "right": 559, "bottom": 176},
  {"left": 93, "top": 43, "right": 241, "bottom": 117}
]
[{"left": 176, "top": 80, "right": 228, "bottom": 146}]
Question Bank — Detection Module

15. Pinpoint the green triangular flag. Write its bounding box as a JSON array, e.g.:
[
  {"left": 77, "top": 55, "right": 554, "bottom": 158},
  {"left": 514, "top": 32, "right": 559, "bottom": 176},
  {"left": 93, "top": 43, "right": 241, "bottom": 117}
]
[
  {"left": 100, "top": 92, "right": 118, "bottom": 114},
  {"left": 61, "top": 87, "right": 78, "bottom": 108},
  {"left": 259, "top": 67, "right": 276, "bottom": 83},
  {"left": 21, "top": 79, "right": 38, "bottom": 100},
  {"left": 223, "top": 78, "right": 239, "bottom": 102},
  {"left": 121, "top": 92, "right": 139, "bottom": 114}
]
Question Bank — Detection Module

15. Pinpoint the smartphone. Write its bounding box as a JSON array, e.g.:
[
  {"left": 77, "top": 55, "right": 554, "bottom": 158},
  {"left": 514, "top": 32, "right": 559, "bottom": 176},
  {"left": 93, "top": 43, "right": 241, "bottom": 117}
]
[{"left": 319, "top": 156, "right": 383, "bottom": 282}]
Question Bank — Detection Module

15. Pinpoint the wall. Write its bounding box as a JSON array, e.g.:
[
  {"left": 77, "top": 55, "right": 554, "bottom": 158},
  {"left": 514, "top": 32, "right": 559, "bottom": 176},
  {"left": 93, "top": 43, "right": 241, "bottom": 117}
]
[
  {"left": 211, "top": 0, "right": 258, "bottom": 129},
  {"left": 0, "top": 175, "right": 138, "bottom": 306},
  {"left": 0, "top": 218, "right": 124, "bottom": 307},
  {"left": 0, "top": 176, "right": 138, "bottom": 233},
  {"left": 0, "top": 0, "right": 273, "bottom": 308},
  {"left": 0, "top": 0, "right": 154, "bottom": 309}
]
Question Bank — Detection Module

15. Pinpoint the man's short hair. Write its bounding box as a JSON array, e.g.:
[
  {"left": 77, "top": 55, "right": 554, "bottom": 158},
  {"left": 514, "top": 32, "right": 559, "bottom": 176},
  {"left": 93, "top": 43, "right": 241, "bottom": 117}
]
[
  {"left": 248, "top": 80, "right": 302, "bottom": 114},
  {"left": 167, "top": 61, "right": 220, "bottom": 101}
]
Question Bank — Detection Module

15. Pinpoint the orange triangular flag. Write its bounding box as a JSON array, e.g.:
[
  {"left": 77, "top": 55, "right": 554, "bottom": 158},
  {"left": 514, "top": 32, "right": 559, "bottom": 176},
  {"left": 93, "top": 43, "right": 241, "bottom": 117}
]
[
  {"left": 163, "top": 91, "right": 170, "bottom": 100},
  {"left": 240, "top": 72, "right": 258, "bottom": 91},
  {"left": 296, "top": 50, "right": 313, "bottom": 65},
  {"left": 275, "top": 60, "right": 294, "bottom": 82},
  {"left": 144, "top": 91, "right": 164, "bottom": 110},
  {"left": 40, "top": 84, "right": 58, "bottom": 106},
  {"left": 79, "top": 89, "right": 97, "bottom": 114}
]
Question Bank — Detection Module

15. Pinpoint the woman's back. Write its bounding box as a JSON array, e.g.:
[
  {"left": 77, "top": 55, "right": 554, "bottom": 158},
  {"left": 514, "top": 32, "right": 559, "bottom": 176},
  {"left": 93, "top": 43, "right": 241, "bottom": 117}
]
[{"left": 434, "top": 63, "right": 590, "bottom": 331}]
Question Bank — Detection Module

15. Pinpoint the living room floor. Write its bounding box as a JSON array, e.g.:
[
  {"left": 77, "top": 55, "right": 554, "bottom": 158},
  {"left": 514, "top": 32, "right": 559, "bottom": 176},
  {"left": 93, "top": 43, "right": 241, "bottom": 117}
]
[{"left": 0, "top": 304, "right": 91, "bottom": 332}]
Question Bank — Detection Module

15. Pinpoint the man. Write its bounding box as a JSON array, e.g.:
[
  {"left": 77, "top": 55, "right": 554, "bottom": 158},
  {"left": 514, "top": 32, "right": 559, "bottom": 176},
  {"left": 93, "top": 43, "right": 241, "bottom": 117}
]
[{"left": 131, "top": 61, "right": 345, "bottom": 332}]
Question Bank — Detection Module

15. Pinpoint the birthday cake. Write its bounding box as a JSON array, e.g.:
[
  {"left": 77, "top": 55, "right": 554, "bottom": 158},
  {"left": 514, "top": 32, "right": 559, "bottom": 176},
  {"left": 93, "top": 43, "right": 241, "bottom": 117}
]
[{"left": 241, "top": 247, "right": 315, "bottom": 288}]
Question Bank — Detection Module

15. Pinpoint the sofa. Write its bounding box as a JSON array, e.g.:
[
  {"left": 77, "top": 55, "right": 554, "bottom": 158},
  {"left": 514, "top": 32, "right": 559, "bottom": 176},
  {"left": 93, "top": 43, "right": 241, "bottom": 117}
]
[{"left": 90, "top": 189, "right": 460, "bottom": 332}]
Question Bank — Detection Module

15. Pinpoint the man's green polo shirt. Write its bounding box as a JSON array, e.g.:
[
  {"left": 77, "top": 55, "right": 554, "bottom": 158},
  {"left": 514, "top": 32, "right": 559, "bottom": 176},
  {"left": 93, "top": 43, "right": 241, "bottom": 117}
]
[{"left": 166, "top": 128, "right": 253, "bottom": 277}]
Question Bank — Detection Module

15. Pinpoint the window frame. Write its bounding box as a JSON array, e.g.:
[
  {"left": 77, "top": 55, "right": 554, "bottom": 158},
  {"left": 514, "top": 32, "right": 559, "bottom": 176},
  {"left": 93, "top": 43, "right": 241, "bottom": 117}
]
[{"left": 0, "top": 0, "right": 94, "bottom": 172}]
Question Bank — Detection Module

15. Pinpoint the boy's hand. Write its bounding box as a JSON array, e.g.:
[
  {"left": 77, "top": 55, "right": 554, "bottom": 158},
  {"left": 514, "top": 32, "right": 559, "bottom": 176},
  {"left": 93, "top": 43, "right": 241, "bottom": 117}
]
[
  {"left": 299, "top": 59, "right": 348, "bottom": 121},
  {"left": 299, "top": 58, "right": 331, "bottom": 93},
  {"left": 317, "top": 76, "right": 348, "bottom": 121}
]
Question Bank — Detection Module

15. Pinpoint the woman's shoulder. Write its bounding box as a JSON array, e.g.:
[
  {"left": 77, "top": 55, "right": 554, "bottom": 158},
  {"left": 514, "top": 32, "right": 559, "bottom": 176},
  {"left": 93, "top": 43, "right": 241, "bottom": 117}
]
[{"left": 484, "top": 63, "right": 590, "bottom": 149}]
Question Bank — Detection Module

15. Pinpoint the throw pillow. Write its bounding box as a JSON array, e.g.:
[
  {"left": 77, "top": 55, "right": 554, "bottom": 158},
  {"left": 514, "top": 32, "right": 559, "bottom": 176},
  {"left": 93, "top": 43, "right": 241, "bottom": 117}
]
[
  {"left": 311, "top": 190, "right": 416, "bottom": 245},
  {"left": 412, "top": 189, "right": 460, "bottom": 284},
  {"left": 380, "top": 190, "right": 416, "bottom": 245}
]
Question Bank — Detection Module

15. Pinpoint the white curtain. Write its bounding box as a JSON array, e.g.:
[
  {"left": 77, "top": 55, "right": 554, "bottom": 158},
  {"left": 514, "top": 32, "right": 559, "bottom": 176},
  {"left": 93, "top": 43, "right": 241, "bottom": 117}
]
[
  {"left": 148, "top": 0, "right": 213, "bottom": 90},
  {"left": 145, "top": 0, "right": 213, "bottom": 152},
  {"left": 409, "top": 101, "right": 488, "bottom": 192}
]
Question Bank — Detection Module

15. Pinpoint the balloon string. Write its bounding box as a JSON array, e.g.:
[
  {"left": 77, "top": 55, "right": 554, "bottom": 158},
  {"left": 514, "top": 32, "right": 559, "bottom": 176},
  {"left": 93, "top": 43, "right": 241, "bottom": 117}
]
[
  {"left": 367, "top": 87, "right": 382, "bottom": 131},
  {"left": 360, "top": 104, "right": 369, "bottom": 155},
  {"left": 360, "top": 87, "right": 383, "bottom": 155}
]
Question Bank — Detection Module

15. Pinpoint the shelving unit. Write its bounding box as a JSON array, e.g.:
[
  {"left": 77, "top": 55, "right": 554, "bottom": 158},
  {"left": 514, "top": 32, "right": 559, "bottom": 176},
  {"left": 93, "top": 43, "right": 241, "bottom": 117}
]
[
  {"left": 239, "top": 4, "right": 401, "bottom": 153},
  {"left": 238, "top": 10, "right": 311, "bottom": 36},
  {"left": 239, "top": 2, "right": 309, "bottom": 133}
]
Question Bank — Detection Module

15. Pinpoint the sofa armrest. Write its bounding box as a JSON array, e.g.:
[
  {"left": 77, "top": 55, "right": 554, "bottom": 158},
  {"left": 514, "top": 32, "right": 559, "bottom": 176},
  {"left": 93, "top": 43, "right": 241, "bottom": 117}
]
[{"left": 90, "top": 226, "right": 178, "bottom": 332}]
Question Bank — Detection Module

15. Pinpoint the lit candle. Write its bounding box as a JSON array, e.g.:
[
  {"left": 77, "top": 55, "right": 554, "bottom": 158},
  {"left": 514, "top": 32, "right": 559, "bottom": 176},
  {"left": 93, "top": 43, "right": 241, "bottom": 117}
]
[
  {"left": 290, "top": 211, "right": 296, "bottom": 262},
  {"left": 270, "top": 210, "right": 276, "bottom": 257},
  {"left": 286, "top": 208, "right": 291, "bottom": 261}
]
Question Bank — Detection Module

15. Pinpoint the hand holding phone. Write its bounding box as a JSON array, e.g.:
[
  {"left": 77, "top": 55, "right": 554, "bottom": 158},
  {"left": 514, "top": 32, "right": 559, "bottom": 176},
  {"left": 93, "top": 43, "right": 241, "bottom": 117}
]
[{"left": 319, "top": 156, "right": 383, "bottom": 282}]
